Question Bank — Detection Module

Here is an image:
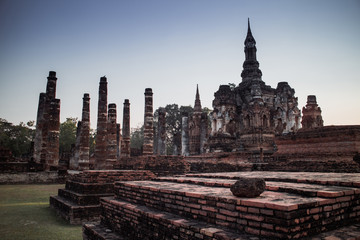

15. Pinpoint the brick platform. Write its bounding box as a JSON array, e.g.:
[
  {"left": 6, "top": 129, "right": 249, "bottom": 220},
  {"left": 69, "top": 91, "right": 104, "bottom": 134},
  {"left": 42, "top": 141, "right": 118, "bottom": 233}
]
[
  {"left": 50, "top": 170, "right": 155, "bottom": 224},
  {"left": 83, "top": 172, "right": 360, "bottom": 239}
]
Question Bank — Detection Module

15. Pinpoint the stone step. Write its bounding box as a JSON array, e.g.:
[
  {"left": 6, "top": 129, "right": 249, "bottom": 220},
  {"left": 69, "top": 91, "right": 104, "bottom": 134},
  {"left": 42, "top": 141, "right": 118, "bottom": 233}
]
[
  {"left": 58, "top": 188, "right": 113, "bottom": 206},
  {"left": 94, "top": 197, "right": 262, "bottom": 240},
  {"left": 65, "top": 180, "right": 114, "bottom": 194},
  {"left": 84, "top": 219, "right": 360, "bottom": 240},
  {"left": 186, "top": 171, "right": 360, "bottom": 187},
  {"left": 114, "top": 180, "right": 360, "bottom": 239},
  {"left": 83, "top": 222, "right": 124, "bottom": 240},
  {"left": 155, "top": 177, "right": 360, "bottom": 198},
  {"left": 49, "top": 195, "right": 101, "bottom": 225}
]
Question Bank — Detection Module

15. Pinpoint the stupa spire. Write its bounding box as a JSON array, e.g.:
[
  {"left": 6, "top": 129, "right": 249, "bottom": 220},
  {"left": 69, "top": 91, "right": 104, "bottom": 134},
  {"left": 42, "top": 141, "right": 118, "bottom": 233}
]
[
  {"left": 241, "top": 18, "right": 262, "bottom": 82},
  {"left": 194, "top": 84, "right": 202, "bottom": 113}
]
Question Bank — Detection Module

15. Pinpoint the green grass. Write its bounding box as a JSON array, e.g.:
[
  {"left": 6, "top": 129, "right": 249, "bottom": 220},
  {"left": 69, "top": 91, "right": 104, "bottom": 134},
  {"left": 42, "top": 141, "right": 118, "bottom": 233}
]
[{"left": 0, "top": 184, "right": 82, "bottom": 240}]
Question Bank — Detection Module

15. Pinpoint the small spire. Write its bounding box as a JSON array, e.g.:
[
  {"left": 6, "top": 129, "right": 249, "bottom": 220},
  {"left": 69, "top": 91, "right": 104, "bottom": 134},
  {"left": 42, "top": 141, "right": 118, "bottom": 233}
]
[
  {"left": 196, "top": 84, "right": 200, "bottom": 100},
  {"left": 194, "top": 84, "right": 202, "bottom": 113},
  {"left": 244, "top": 18, "right": 256, "bottom": 46}
]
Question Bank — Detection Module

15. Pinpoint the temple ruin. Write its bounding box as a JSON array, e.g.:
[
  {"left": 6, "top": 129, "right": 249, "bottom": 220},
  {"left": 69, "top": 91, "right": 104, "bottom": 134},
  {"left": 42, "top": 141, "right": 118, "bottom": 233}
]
[
  {"left": 301, "top": 95, "right": 324, "bottom": 129},
  {"left": 186, "top": 85, "right": 208, "bottom": 155},
  {"left": 14, "top": 19, "right": 360, "bottom": 239},
  {"left": 33, "top": 71, "right": 61, "bottom": 170},
  {"left": 207, "top": 19, "right": 300, "bottom": 154}
]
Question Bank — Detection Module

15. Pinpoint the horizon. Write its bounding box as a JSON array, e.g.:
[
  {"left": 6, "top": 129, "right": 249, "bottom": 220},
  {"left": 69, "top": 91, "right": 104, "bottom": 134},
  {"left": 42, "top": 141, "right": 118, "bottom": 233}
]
[{"left": 1, "top": 0, "right": 359, "bottom": 129}]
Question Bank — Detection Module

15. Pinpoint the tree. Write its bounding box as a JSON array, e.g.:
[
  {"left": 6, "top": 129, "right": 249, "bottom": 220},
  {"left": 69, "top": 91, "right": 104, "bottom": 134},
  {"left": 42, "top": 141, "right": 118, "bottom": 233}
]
[
  {"left": 0, "top": 118, "right": 35, "bottom": 157},
  {"left": 154, "top": 104, "right": 195, "bottom": 155},
  {"left": 130, "top": 125, "right": 144, "bottom": 149},
  {"left": 59, "top": 118, "right": 77, "bottom": 155}
]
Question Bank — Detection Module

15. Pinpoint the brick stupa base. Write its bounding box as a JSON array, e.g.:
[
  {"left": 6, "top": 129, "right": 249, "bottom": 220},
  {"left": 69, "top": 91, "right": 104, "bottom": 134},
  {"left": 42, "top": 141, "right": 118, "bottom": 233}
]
[
  {"left": 50, "top": 170, "right": 155, "bottom": 224},
  {"left": 83, "top": 171, "right": 360, "bottom": 239}
]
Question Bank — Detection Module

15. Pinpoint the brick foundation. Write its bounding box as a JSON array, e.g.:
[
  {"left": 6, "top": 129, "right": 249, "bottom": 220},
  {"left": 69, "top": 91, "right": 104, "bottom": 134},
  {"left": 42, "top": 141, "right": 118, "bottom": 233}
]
[
  {"left": 50, "top": 170, "right": 155, "bottom": 224},
  {"left": 83, "top": 171, "right": 360, "bottom": 239}
]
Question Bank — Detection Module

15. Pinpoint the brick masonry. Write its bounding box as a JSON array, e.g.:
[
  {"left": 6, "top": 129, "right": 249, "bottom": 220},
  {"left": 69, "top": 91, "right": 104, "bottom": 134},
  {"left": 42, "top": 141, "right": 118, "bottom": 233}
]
[
  {"left": 116, "top": 155, "right": 190, "bottom": 176},
  {"left": 50, "top": 170, "right": 155, "bottom": 224},
  {"left": 83, "top": 171, "right": 360, "bottom": 239}
]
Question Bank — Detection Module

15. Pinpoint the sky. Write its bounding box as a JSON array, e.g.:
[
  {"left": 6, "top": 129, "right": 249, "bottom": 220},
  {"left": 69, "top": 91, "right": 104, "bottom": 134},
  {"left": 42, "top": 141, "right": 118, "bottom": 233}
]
[{"left": 0, "top": 0, "right": 359, "bottom": 130}]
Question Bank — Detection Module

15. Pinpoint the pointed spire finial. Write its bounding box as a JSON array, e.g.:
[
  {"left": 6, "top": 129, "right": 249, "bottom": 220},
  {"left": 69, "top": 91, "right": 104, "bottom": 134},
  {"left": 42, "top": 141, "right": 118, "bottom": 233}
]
[
  {"left": 244, "top": 18, "right": 256, "bottom": 47},
  {"left": 196, "top": 84, "right": 199, "bottom": 99},
  {"left": 194, "top": 84, "right": 202, "bottom": 113}
]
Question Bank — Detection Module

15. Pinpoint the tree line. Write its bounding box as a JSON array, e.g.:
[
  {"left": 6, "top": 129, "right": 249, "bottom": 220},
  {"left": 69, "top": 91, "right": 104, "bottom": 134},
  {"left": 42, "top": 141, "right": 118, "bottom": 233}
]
[{"left": 0, "top": 103, "right": 210, "bottom": 158}]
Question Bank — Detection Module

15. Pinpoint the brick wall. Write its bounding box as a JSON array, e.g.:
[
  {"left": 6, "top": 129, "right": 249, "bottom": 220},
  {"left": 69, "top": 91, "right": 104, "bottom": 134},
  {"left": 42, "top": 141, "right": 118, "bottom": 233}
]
[{"left": 116, "top": 156, "right": 190, "bottom": 176}]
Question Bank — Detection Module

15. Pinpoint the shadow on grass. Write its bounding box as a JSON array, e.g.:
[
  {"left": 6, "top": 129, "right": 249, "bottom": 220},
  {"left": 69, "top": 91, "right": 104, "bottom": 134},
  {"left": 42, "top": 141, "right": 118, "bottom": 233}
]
[{"left": 0, "top": 184, "right": 82, "bottom": 240}]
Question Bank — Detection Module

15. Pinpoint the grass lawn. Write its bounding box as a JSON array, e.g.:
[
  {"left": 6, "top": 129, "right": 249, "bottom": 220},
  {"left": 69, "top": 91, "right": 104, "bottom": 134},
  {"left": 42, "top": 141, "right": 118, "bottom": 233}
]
[{"left": 0, "top": 184, "right": 82, "bottom": 240}]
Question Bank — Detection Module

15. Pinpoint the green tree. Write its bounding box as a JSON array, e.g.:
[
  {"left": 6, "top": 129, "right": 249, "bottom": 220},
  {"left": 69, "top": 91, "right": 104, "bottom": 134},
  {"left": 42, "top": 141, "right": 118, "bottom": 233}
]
[
  {"left": 154, "top": 104, "right": 195, "bottom": 155},
  {"left": 59, "top": 118, "right": 77, "bottom": 155},
  {"left": 130, "top": 125, "right": 144, "bottom": 149},
  {"left": 0, "top": 118, "right": 35, "bottom": 157}
]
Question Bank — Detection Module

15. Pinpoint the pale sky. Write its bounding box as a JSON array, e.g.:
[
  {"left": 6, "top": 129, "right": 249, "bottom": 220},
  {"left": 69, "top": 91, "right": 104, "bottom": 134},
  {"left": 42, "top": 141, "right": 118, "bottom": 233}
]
[{"left": 0, "top": 0, "right": 359, "bottom": 130}]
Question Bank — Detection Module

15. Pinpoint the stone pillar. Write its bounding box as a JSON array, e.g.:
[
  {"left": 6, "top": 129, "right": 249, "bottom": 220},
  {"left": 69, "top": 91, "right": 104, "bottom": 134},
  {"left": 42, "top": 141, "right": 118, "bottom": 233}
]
[
  {"left": 143, "top": 88, "right": 154, "bottom": 155},
  {"left": 33, "top": 93, "right": 46, "bottom": 164},
  {"left": 46, "top": 98, "right": 60, "bottom": 170},
  {"left": 46, "top": 71, "right": 57, "bottom": 100},
  {"left": 121, "top": 99, "right": 131, "bottom": 158},
  {"left": 181, "top": 113, "right": 189, "bottom": 156},
  {"left": 78, "top": 93, "right": 90, "bottom": 170},
  {"left": 106, "top": 103, "right": 118, "bottom": 169},
  {"left": 33, "top": 71, "right": 60, "bottom": 170},
  {"left": 156, "top": 107, "right": 166, "bottom": 155},
  {"left": 95, "top": 76, "right": 108, "bottom": 169}
]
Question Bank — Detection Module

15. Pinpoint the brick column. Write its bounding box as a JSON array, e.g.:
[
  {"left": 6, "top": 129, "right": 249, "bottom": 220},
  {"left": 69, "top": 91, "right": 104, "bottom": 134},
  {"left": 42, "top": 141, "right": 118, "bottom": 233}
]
[
  {"left": 78, "top": 93, "right": 90, "bottom": 170},
  {"left": 106, "top": 103, "right": 118, "bottom": 169},
  {"left": 121, "top": 99, "right": 131, "bottom": 158},
  {"left": 33, "top": 93, "right": 46, "bottom": 164},
  {"left": 33, "top": 71, "right": 60, "bottom": 170},
  {"left": 95, "top": 76, "right": 108, "bottom": 169},
  {"left": 143, "top": 88, "right": 154, "bottom": 155},
  {"left": 46, "top": 98, "right": 60, "bottom": 169}
]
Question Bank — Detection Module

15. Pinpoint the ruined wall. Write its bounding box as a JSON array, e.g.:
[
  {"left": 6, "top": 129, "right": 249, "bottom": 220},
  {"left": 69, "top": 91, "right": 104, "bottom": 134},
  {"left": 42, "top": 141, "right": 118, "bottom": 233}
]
[
  {"left": 272, "top": 126, "right": 360, "bottom": 172},
  {"left": 143, "top": 88, "right": 154, "bottom": 155},
  {"left": 276, "top": 126, "right": 360, "bottom": 156},
  {"left": 95, "top": 77, "right": 108, "bottom": 169},
  {"left": 273, "top": 82, "right": 301, "bottom": 134},
  {"left": 116, "top": 155, "right": 189, "bottom": 176}
]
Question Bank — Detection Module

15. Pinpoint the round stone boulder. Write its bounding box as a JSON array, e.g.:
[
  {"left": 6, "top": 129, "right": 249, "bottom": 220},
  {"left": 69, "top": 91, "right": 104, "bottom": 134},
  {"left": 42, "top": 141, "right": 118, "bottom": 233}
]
[{"left": 230, "top": 178, "right": 266, "bottom": 198}]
